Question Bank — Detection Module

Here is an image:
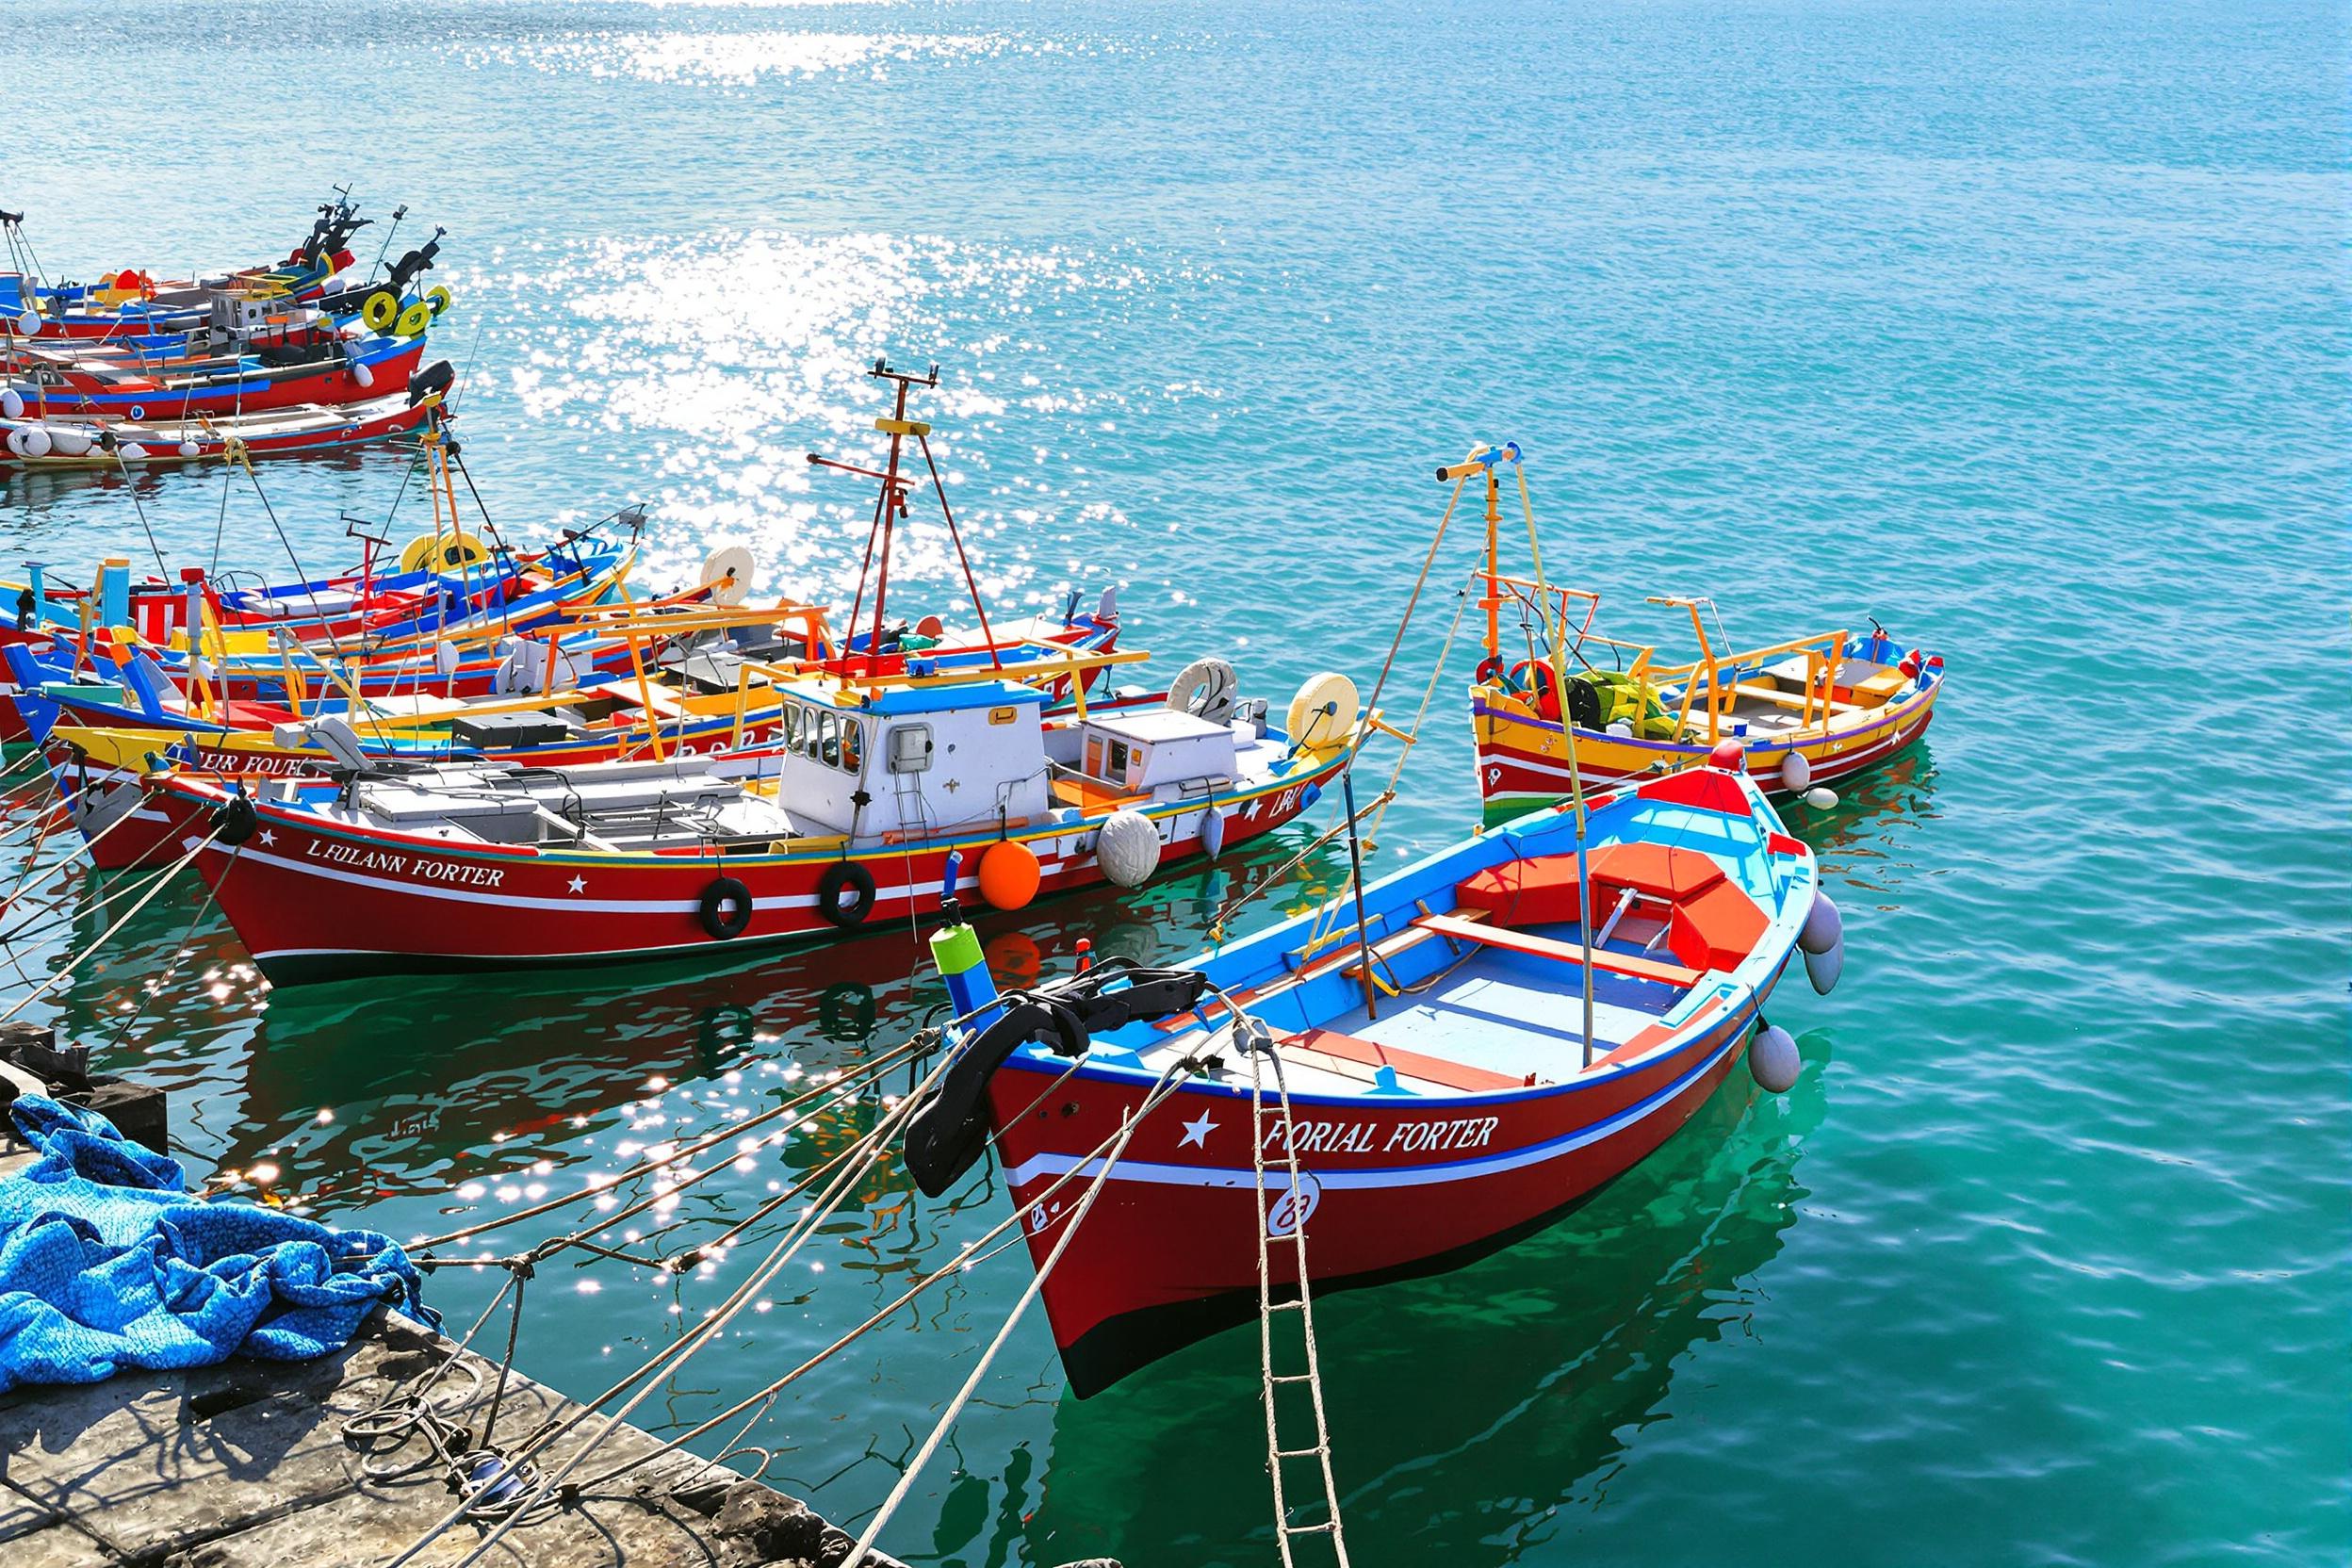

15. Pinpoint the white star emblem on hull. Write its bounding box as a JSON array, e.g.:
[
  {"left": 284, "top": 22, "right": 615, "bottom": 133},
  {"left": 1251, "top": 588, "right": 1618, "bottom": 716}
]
[
  {"left": 566, "top": 875, "right": 586, "bottom": 893},
  {"left": 1178, "top": 1111, "right": 1217, "bottom": 1148}
]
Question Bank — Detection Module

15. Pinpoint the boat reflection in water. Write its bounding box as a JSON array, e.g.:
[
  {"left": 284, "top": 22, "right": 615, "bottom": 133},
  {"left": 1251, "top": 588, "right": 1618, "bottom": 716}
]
[
  {"left": 1021, "top": 1050, "right": 1829, "bottom": 1568},
  {"left": 48, "top": 822, "right": 1348, "bottom": 1209}
]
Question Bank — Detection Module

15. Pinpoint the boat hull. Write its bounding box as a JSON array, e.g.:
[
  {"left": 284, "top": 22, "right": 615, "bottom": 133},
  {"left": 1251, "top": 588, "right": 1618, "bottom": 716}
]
[
  {"left": 13, "top": 340, "right": 426, "bottom": 420},
  {"left": 0, "top": 395, "right": 429, "bottom": 469},
  {"left": 1472, "top": 678, "right": 1940, "bottom": 823},
  {"left": 156, "top": 755, "right": 1347, "bottom": 985},
  {"left": 988, "top": 967, "right": 1781, "bottom": 1396}
]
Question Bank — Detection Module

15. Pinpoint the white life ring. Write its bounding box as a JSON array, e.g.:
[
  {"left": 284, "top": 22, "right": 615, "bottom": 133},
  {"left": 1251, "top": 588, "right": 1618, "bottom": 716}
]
[{"left": 1165, "top": 657, "right": 1239, "bottom": 725}]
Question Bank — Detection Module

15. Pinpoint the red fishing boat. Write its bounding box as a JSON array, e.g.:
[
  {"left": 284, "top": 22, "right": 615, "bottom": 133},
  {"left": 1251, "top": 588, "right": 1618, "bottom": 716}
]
[
  {"left": 0, "top": 390, "right": 432, "bottom": 468},
  {"left": 148, "top": 654, "right": 1364, "bottom": 983},
  {"left": 2, "top": 333, "right": 427, "bottom": 422}
]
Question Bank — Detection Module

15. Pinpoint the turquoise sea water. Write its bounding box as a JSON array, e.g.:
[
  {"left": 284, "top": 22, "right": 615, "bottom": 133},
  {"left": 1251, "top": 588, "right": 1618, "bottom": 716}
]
[{"left": 4, "top": 2, "right": 2346, "bottom": 1563}]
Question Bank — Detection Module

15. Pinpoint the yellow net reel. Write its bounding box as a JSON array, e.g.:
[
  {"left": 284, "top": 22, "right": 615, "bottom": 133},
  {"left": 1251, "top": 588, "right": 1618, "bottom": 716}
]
[
  {"left": 398, "top": 531, "right": 490, "bottom": 574},
  {"left": 361, "top": 290, "right": 400, "bottom": 330},
  {"left": 393, "top": 301, "right": 433, "bottom": 338},
  {"left": 426, "top": 286, "right": 454, "bottom": 318}
]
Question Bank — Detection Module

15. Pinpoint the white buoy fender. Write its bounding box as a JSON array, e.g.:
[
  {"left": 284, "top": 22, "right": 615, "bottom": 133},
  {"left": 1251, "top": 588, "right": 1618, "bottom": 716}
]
[
  {"left": 1606, "top": 719, "right": 1634, "bottom": 738},
  {"left": 1095, "top": 808, "right": 1162, "bottom": 889},
  {"left": 1750, "top": 1023, "right": 1801, "bottom": 1093},
  {"left": 13, "top": 310, "right": 38, "bottom": 336},
  {"left": 1799, "top": 890, "right": 1842, "bottom": 956},
  {"left": 0, "top": 389, "right": 22, "bottom": 419},
  {"left": 4, "top": 428, "right": 28, "bottom": 458},
  {"left": 47, "top": 426, "right": 92, "bottom": 457},
  {"left": 433, "top": 639, "right": 460, "bottom": 678},
  {"left": 1804, "top": 786, "right": 1838, "bottom": 810},
  {"left": 117, "top": 442, "right": 146, "bottom": 462},
  {"left": 177, "top": 439, "right": 201, "bottom": 458},
  {"left": 1805, "top": 938, "right": 1844, "bottom": 995},
  {"left": 1779, "top": 751, "right": 1812, "bottom": 792},
  {"left": 1166, "top": 657, "right": 1239, "bottom": 725},
  {"left": 351, "top": 362, "right": 375, "bottom": 388},
  {"left": 1200, "top": 808, "right": 1226, "bottom": 860}
]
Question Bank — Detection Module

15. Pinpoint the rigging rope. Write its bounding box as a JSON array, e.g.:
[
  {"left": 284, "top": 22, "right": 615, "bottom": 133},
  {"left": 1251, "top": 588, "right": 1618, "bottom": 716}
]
[
  {"left": 842, "top": 1057, "right": 1195, "bottom": 1568},
  {"left": 580, "top": 1069, "right": 1198, "bottom": 1492},
  {"left": 387, "top": 1055, "right": 956, "bottom": 1568},
  {"left": 0, "top": 824, "right": 218, "bottom": 1026}
]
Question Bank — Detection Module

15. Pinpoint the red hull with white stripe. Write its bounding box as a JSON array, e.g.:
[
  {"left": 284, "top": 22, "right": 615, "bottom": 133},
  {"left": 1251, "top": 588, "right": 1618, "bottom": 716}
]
[
  {"left": 152, "top": 758, "right": 1347, "bottom": 985},
  {"left": 988, "top": 977, "right": 1779, "bottom": 1395}
]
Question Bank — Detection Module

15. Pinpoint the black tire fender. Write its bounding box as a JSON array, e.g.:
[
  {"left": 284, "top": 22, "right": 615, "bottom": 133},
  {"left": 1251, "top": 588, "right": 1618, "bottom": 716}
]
[
  {"left": 814, "top": 860, "right": 876, "bottom": 929},
  {"left": 699, "top": 875, "right": 753, "bottom": 939},
  {"left": 213, "top": 792, "right": 259, "bottom": 847}
]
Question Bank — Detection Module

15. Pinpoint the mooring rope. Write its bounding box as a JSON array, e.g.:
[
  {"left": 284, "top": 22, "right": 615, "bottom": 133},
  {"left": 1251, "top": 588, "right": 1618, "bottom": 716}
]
[
  {"left": 386, "top": 1054, "right": 956, "bottom": 1568},
  {"left": 584, "top": 1054, "right": 1208, "bottom": 1492},
  {"left": 0, "top": 812, "right": 204, "bottom": 951},
  {"left": 842, "top": 1055, "right": 1195, "bottom": 1568},
  {"left": 406, "top": 1033, "right": 934, "bottom": 1255},
  {"left": 0, "top": 825, "right": 217, "bottom": 1026},
  {"left": 101, "top": 836, "right": 241, "bottom": 1054}
]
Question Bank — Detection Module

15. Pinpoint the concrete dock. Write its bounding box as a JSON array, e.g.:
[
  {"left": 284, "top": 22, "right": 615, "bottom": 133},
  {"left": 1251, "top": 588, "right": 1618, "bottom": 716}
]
[
  {"left": 0, "top": 1072, "right": 918, "bottom": 1568},
  {"left": 0, "top": 1305, "right": 893, "bottom": 1568}
]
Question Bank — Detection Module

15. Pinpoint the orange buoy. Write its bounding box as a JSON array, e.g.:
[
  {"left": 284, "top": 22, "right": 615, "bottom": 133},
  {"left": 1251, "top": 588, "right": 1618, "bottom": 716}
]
[{"left": 977, "top": 839, "right": 1042, "bottom": 910}]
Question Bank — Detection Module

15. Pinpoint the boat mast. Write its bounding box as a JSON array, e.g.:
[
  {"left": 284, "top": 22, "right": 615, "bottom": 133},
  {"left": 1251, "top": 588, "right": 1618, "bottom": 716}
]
[
  {"left": 861, "top": 359, "right": 931, "bottom": 678},
  {"left": 1503, "top": 446, "right": 1598, "bottom": 1068},
  {"left": 812, "top": 359, "right": 1005, "bottom": 681},
  {"left": 1481, "top": 451, "right": 1503, "bottom": 664}
]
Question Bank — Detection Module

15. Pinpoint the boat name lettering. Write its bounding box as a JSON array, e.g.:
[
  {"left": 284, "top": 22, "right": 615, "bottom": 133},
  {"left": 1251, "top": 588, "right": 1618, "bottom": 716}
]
[
  {"left": 190, "top": 747, "right": 312, "bottom": 776},
  {"left": 1259, "top": 1116, "right": 1499, "bottom": 1157},
  {"left": 1383, "top": 1116, "right": 1500, "bottom": 1155},
  {"left": 303, "top": 838, "right": 506, "bottom": 886}
]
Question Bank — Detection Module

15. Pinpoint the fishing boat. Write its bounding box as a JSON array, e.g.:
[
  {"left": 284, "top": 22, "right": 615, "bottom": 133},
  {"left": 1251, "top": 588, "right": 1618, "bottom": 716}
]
[
  {"left": 1, "top": 328, "right": 429, "bottom": 422},
  {"left": 1448, "top": 444, "right": 1946, "bottom": 818},
  {"left": 0, "top": 198, "right": 369, "bottom": 340},
  {"left": 898, "top": 753, "right": 1842, "bottom": 1396},
  {"left": 3, "top": 362, "right": 1131, "bottom": 861},
  {"left": 146, "top": 650, "right": 1366, "bottom": 982},
  {"left": 15, "top": 584, "right": 1126, "bottom": 870},
  {"left": 0, "top": 389, "right": 434, "bottom": 468}
]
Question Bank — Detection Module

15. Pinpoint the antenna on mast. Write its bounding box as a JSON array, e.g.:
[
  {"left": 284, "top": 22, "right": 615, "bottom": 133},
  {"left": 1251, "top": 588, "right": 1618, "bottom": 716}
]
[{"left": 807, "top": 358, "right": 1004, "bottom": 680}]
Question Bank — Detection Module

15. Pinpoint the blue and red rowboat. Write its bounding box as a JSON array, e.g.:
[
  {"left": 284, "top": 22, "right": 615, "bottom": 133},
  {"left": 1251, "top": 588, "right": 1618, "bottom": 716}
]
[
  {"left": 900, "top": 758, "right": 1841, "bottom": 1396},
  {"left": 0, "top": 527, "right": 631, "bottom": 742}
]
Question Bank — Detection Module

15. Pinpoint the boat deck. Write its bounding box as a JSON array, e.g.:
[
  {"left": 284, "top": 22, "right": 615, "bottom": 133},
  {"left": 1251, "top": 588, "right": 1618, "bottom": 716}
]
[{"left": 1144, "top": 922, "right": 1693, "bottom": 1101}]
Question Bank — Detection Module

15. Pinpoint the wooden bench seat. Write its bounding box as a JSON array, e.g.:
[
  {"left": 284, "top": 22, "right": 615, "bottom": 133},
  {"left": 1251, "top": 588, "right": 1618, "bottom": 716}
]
[
  {"left": 1412, "top": 912, "right": 1705, "bottom": 988},
  {"left": 1286, "top": 1027, "right": 1528, "bottom": 1093}
]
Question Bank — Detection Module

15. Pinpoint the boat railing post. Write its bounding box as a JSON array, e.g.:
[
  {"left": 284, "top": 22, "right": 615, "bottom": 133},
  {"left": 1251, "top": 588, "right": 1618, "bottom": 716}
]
[{"left": 1338, "top": 771, "right": 1380, "bottom": 1023}]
